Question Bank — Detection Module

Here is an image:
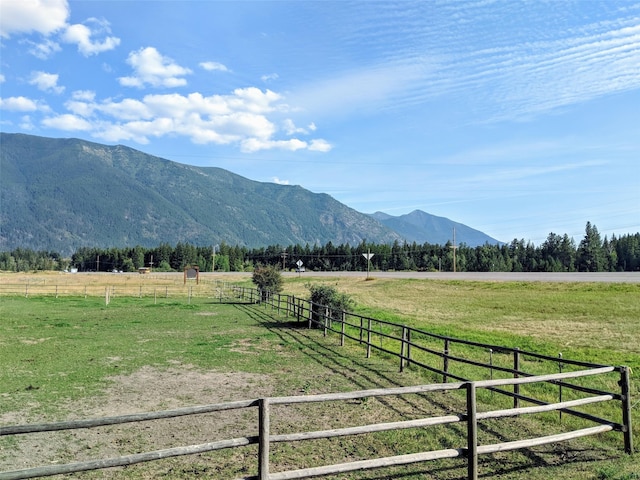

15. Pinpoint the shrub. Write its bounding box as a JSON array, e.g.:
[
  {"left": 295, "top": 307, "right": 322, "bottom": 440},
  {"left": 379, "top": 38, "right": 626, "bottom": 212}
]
[
  {"left": 307, "top": 283, "right": 354, "bottom": 327},
  {"left": 252, "top": 264, "right": 283, "bottom": 301}
]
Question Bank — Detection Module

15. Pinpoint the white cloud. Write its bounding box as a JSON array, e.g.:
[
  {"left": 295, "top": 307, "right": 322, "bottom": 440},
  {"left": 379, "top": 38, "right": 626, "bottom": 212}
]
[
  {"left": 283, "top": 119, "right": 308, "bottom": 135},
  {"left": 71, "top": 90, "right": 96, "bottom": 101},
  {"left": 42, "top": 113, "right": 92, "bottom": 131},
  {"left": 29, "top": 71, "right": 65, "bottom": 94},
  {"left": 241, "top": 138, "right": 307, "bottom": 153},
  {"left": 19, "top": 115, "right": 35, "bottom": 130},
  {"left": 0, "top": 74, "right": 4, "bottom": 83},
  {"left": 20, "top": 83, "right": 330, "bottom": 153},
  {"left": 272, "top": 177, "right": 290, "bottom": 185},
  {"left": 200, "top": 61, "right": 229, "bottom": 72},
  {"left": 0, "top": 0, "right": 69, "bottom": 38},
  {"left": 308, "top": 139, "right": 333, "bottom": 152},
  {"left": 119, "top": 47, "right": 192, "bottom": 88},
  {"left": 62, "top": 18, "right": 120, "bottom": 56},
  {"left": 0, "top": 96, "right": 40, "bottom": 111},
  {"left": 261, "top": 73, "right": 279, "bottom": 82},
  {"left": 25, "top": 38, "right": 62, "bottom": 59}
]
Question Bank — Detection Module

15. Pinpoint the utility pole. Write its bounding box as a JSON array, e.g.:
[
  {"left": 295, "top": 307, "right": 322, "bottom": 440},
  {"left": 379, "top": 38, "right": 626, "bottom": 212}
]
[
  {"left": 450, "top": 227, "right": 458, "bottom": 273},
  {"left": 96, "top": 255, "right": 99, "bottom": 272},
  {"left": 149, "top": 255, "right": 154, "bottom": 272},
  {"left": 281, "top": 250, "right": 288, "bottom": 271}
]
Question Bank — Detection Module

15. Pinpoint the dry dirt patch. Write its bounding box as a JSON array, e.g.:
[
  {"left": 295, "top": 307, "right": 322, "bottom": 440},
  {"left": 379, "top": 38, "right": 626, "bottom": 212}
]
[{"left": 2, "top": 365, "right": 274, "bottom": 474}]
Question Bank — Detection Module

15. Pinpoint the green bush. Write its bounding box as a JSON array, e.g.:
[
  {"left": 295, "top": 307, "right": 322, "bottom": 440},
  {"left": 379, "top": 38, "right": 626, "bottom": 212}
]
[
  {"left": 251, "top": 264, "right": 283, "bottom": 301},
  {"left": 307, "top": 283, "right": 354, "bottom": 327}
]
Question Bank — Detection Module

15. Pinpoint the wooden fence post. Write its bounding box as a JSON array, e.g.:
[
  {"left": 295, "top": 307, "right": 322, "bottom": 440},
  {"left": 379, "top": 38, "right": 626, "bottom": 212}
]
[
  {"left": 466, "top": 382, "right": 478, "bottom": 480},
  {"left": 324, "top": 307, "right": 328, "bottom": 337},
  {"left": 366, "top": 319, "right": 372, "bottom": 358},
  {"left": 341, "top": 312, "right": 346, "bottom": 346},
  {"left": 620, "top": 366, "right": 634, "bottom": 454},
  {"left": 558, "top": 353, "right": 563, "bottom": 423},
  {"left": 258, "top": 398, "right": 270, "bottom": 480},
  {"left": 400, "top": 326, "right": 407, "bottom": 372},
  {"left": 513, "top": 348, "right": 520, "bottom": 409},
  {"left": 443, "top": 339, "right": 450, "bottom": 383}
]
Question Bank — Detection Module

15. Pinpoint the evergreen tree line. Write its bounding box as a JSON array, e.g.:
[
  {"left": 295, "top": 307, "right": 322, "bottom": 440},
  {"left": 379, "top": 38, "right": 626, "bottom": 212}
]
[{"left": 1, "top": 222, "right": 639, "bottom": 273}]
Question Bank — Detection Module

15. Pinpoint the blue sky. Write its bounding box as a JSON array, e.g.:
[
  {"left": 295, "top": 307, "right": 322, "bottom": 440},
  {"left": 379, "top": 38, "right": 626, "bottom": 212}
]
[{"left": 1, "top": 0, "right": 639, "bottom": 245}]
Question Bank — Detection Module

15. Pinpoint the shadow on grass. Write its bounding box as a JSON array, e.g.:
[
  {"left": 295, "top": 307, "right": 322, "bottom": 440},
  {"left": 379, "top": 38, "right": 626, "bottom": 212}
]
[{"left": 233, "top": 303, "right": 621, "bottom": 480}]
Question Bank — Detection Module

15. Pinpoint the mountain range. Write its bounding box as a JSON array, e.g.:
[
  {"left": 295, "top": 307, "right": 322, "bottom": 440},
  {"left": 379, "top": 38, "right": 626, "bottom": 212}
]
[{"left": 0, "top": 133, "right": 500, "bottom": 256}]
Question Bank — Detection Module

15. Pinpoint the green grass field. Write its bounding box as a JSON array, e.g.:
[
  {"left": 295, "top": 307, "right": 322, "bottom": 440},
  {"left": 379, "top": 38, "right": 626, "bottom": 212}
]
[{"left": 1, "top": 274, "right": 638, "bottom": 479}]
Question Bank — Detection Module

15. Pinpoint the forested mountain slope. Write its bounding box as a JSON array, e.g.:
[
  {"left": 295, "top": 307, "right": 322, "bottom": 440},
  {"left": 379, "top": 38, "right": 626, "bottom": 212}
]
[{"left": 1, "top": 133, "right": 402, "bottom": 255}]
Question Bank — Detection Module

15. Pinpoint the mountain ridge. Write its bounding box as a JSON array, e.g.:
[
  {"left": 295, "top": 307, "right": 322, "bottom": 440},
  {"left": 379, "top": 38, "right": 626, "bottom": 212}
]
[
  {"left": 1, "top": 133, "right": 500, "bottom": 255},
  {"left": 370, "top": 209, "right": 501, "bottom": 246}
]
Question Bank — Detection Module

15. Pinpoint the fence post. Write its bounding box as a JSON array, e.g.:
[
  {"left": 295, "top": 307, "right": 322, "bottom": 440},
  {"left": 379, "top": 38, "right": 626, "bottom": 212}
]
[
  {"left": 340, "top": 312, "right": 346, "bottom": 346},
  {"left": 558, "top": 353, "right": 563, "bottom": 422},
  {"left": 513, "top": 348, "right": 520, "bottom": 409},
  {"left": 258, "top": 398, "right": 270, "bottom": 480},
  {"left": 443, "top": 339, "right": 450, "bottom": 383},
  {"left": 324, "top": 307, "right": 328, "bottom": 337},
  {"left": 466, "top": 382, "right": 478, "bottom": 480},
  {"left": 366, "top": 319, "right": 372, "bottom": 358},
  {"left": 359, "top": 317, "right": 364, "bottom": 344},
  {"left": 620, "top": 366, "right": 634, "bottom": 455},
  {"left": 400, "top": 326, "right": 407, "bottom": 372}
]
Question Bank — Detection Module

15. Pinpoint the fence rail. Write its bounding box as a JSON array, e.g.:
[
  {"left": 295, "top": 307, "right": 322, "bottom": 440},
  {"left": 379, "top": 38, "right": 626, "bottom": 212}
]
[
  {"left": 239, "top": 284, "right": 634, "bottom": 454},
  {"left": 0, "top": 367, "right": 629, "bottom": 480},
  {"left": 0, "top": 282, "right": 633, "bottom": 480}
]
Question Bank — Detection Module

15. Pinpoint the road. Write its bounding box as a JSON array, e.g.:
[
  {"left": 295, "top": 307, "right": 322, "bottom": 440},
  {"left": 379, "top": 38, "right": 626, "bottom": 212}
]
[{"left": 277, "top": 271, "right": 640, "bottom": 283}]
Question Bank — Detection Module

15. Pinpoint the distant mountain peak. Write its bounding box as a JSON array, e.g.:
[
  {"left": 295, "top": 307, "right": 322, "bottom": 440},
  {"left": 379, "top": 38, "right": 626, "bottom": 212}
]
[{"left": 369, "top": 210, "right": 501, "bottom": 247}]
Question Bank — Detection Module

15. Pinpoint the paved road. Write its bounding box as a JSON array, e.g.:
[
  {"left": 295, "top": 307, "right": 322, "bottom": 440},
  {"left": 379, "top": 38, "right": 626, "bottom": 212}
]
[{"left": 278, "top": 271, "right": 640, "bottom": 283}]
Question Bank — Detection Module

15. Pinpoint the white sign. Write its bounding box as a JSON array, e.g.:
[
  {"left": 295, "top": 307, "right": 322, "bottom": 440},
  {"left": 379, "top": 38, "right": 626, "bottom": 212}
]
[
  {"left": 296, "top": 259, "right": 303, "bottom": 267},
  {"left": 362, "top": 253, "right": 374, "bottom": 260}
]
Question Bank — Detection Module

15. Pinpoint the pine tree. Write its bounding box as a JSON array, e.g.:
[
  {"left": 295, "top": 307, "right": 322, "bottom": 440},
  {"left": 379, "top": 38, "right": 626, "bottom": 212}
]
[{"left": 576, "top": 222, "right": 605, "bottom": 272}]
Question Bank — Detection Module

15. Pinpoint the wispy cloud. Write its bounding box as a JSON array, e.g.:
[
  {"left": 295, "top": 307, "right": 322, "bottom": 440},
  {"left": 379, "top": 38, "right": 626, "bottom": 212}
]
[
  {"left": 292, "top": 2, "right": 640, "bottom": 122},
  {"left": 200, "top": 61, "right": 229, "bottom": 72}
]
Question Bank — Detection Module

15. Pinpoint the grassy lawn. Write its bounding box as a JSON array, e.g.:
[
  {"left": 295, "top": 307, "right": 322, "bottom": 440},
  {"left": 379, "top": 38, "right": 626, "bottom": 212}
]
[{"left": 0, "top": 273, "right": 638, "bottom": 479}]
